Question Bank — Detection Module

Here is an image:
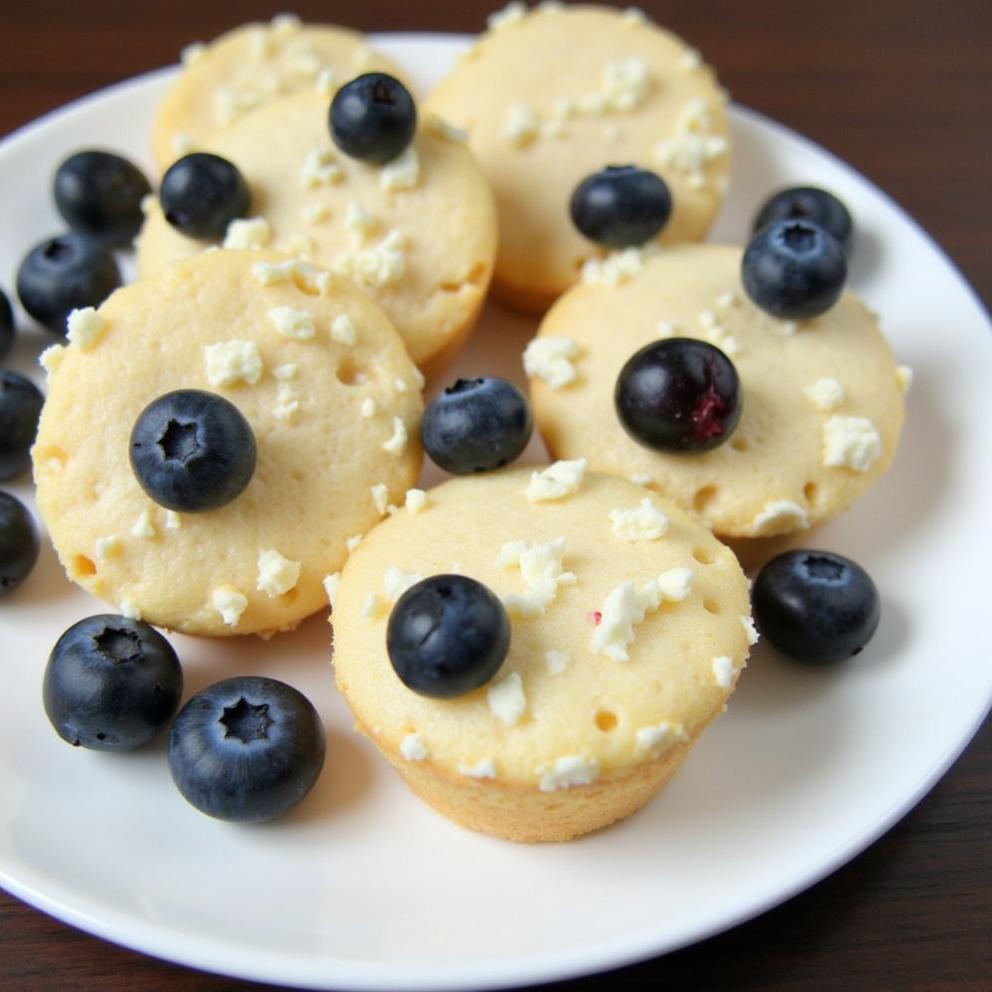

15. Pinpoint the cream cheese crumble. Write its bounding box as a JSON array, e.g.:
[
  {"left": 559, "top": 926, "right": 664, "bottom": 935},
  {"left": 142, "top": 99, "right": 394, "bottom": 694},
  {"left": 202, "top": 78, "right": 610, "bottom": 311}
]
[
  {"left": 333, "top": 229, "right": 406, "bottom": 288},
  {"left": 268, "top": 305, "right": 316, "bottom": 340},
  {"left": 360, "top": 397, "right": 377, "bottom": 418},
  {"left": 635, "top": 721, "right": 688, "bottom": 757},
  {"left": 222, "top": 216, "right": 271, "bottom": 250},
  {"left": 322, "top": 572, "right": 340, "bottom": 608},
  {"left": 379, "top": 145, "right": 420, "bottom": 190},
  {"left": 256, "top": 548, "right": 301, "bottom": 596},
  {"left": 384, "top": 566, "right": 424, "bottom": 603},
  {"left": 581, "top": 244, "right": 656, "bottom": 286},
  {"left": 804, "top": 377, "right": 845, "bottom": 412},
  {"left": 526, "top": 458, "right": 587, "bottom": 502},
  {"left": 331, "top": 313, "right": 357, "bottom": 345},
  {"left": 300, "top": 147, "right": 343, "bottom": 187},
  {"left": 381, "top": 417, "right": 408, "bottom": 456},
  {"left": 741, "top": 615, "right": 760, "bottom": 646},
  {"left": 544, "top": 649, "right": 570, "bottom": 674},
  {"left": 212, "top": 585, "right": 248, "bottom": 626},
  {"left": 487, "top": 671, "right": 526, "bottom": 725},
  {"left": 498, "top": 537, "right": 576, "bottom": 617},
  {"left": 538, "top": 755, "right": 599, "bottom": 792},
  {"left": 66, "top": 307, "right": 107, "bottom": 350},
  {"left": 609, "top": 498, "right": 669, "bottom": 541},
  {"left": 400, "top": 732, "right": 428, "bottom": 761},
  {"left": 522, "top": 336, "right": 581, "bottom": 388},
  {"left": 752, "top": 500, "right": 809, "bottom": 534},
  {"left": 458, "top": 759, "right": 497, "bottom": 779},
  {"left": 823, "top": 416, "right": 882, "bottom": 472},
  {"left": 711, "top": 655, "right": 734, "bottom": 689},
  {"left": 131, "top": 512, "right": 156, "bottom": 540},
  {"left": 204, "top": 340, "right": 263, "bottom": 387},
  {"left": 503, "top": 103, "right": 539, "bottom": 147},
  {"left": 404, "top": 488, "right": 427, "bottom": 514}
]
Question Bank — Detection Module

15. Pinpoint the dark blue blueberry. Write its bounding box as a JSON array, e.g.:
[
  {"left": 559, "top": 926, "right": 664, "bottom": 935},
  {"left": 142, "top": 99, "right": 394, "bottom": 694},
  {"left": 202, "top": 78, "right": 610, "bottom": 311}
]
[
  {"left": 615, "top": 337, "right": 741, "bottom": 452},
  {"left": 0, "top": 370, "right": 45, "bottom": 481},
  {"left": 42, "top": 614, "right": 183, "bottom": 750},
  {"left": 741, "top": 220, "right": 847, "bottom": 319},
  {"left": 0, "top": 491, "right": 39, "bottom": 597},
  {"left": 16, "top": 233, "right": 121, "bottom": 335},
  {"left": 421, "top": 377, "right": 532, "bottom": 474},
  {"left": 54, "top": 149, "right": 152, "bottom": 247},
  {"left": 752, "top": 550, "right": 880, "bottom": 665},
  {"left": 329, "top": 73, "right": 417, "bottom": 163},
  {"left": 387, "top": 575, "right": 510, "bottom": 698},
  {"left": 168, "top": 676, "right": 325, "bottom": 822},
  {"left": 129, "top": 389, "right": 256, "bottom": 512},
  {"left": 753, "top": 186, "right": 853, "bottom": 253},
  {"left": 570, "top": 165, "right": 672, "bottom": 248},
  {"left": 0, "top": 288, "right": 14, "bottom": 361},
  {"left": 159, "top": 153, "right": 250, "bottom": 240}
]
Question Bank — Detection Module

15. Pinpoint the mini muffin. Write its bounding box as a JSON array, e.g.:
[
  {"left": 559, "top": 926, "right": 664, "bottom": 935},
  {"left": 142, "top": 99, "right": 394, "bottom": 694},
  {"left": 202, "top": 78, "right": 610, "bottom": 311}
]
[
  {"left": 332, "top": 466, "right": 753, "bottom": 842},
  {"left": 425, "top": 3, "right": 730, "bottom": 310},
  {"left": 138, "top": 91, "right": 498, "bottom": 372},
  {"left": 33, "top": 250, "right": 422, "bottom": 637},
  {"left": 153, "top": 14, "right": 408, "bottom": 169},
  {"left": 526, "top": 243, "right": 909, "bottom": 539}
]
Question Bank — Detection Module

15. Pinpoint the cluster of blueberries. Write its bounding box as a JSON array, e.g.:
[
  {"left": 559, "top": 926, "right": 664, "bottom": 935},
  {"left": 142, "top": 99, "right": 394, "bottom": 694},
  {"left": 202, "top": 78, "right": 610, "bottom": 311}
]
[{"left": 2, "top": 71, "right": 878, "bottom": 823}]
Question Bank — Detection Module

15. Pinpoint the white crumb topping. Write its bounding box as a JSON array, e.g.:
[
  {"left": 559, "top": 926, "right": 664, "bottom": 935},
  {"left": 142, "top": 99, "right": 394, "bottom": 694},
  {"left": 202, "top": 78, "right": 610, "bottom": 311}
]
[
  {"left": 656, "top": 567, "right": 693, "bottom": 602},
  {"left": 609, "top": 498, "right": 669, "bottom": 541},
  {"left": 362, "top": 592, "right": 381, "bottom": 618},
  {"left": 581, "top": 245, "right": 656, "bottom": 286},
  {"left": 171, "top": 133, "right": 195, "bottom": 156},
  {"left": 716, "top": 290, "right": 739, "bottom": 309},
  {"left": 823, "top": 416, "right": 882, "bottom": 472},
  {"left": 164, "top": 510, "right": 182, "bottom": 530},
  {"left": 331, "top": 314, "right": 357, "bottom": 345},
  {"left": 621, "top": 6, "right": 647, "bottom": 24},
  {"left": 273, "top": 382, "right": 300, "bottom": 422},
  {"left": 322, "top": 572, "right": 340, "bottom": 609},
  {"left": 527, "top": 458, "right": 587, "bottom": 502},
  {"left": 400, "top": 732, "right": 428, "bottom": 761},
  {"left": 131, "top": 512, "right": 156, "bottom": 540},
  {"left": 66, "top": 308, "right": 107, "bottom": 350},
  {"left": 404, "top": 488, "right": 427, "bottom": 514},
  {"left": 268, "top": 305, "right": 316, "bottom": 341},
  {"left": 333, "top": 229, "right": 406, "bottom": 288},
  {"left": 345, "top": 201, "right": 376, "bottom": 239},
  {"left": 896, "top": 365, "right": 914, "bottom": 394},
  {"left": 599, "top": 57, "right": 651, "bottom": 111},
  {"left": 804, "top": 377, "right": 845, "bottom": 412},
  {"left": 212, "top": 585, "right": 248, "bottom": 627},
  {"left": 203, "top": 340, "right": 263, "bottom": 387},
  {"left": 499, "top": 537, "right": 576, "bottom": 617},
  {"left": 381, "top": 416, "right": 408, "bottom": 456},
  {"left": 371, "top": 483, "right": 390, "bottom": 516},
  {"left": 273, "top": 363, "right": 297, "bottom": 380},
  {"left": 346, "top": 534, "right": 363, "bottom": 552},
  {"left": 487, "top": 671, "right": 526, "bottom": 725},
  {"left": 314, "top": 67, "right": 337, "bottom": 98},
  {"left": 222, "top": 216, "right": 271, "bottom": 250},
  {"left": 256, "top": 548, "right": 300, "bottom": 596},
  {"left": 503, "top": 103, "right": 540, "bottom": 146},
  {"left": 301, "top": 202, "right": 331, "bottom": 225},
  {"left": 458, "top": 758, "right": 497, "bottom": 779},
  {"left": 522, "top": 336, "right": 580, "bottom": 388},
  {"left": 39, "top": 344, "right": 66, "bottom": 375},
  {"left": 95, "top": 536, "right": 121, "bottom": 561},
  {"left": 300, "top": 147, "right": 343, "bottom": 187},
  {"left": 635, "top": 721, "right": 688, "bottom": 757},
  {"left": 424, "top": 113, "right": 468, "bottom": 143},
  {"left": 656, "top": 320, "right": 680, "bottom": 338},
  {"left": 384, "top": 566, "right": 423, "bottom": 603},
  {"left": 544, "top": 649, "right": 570, "bottom": 674},
  {"left": 488, "top": 1, "right": 527, "bottom": 31},
  {"left": 752, "top": 500, "right": 809, "bottom": 534},
  {"left": 678, "top": 47, "right": 703, "bottom": 72},
  {"left": 360, "top": 397, "right": 376, "bottom": 418},
  {"left": 741, "top": 615, "right": 760, "bottom": 646},
  {"left": 630, "top": 473, "right": 654, "bottom": 486},
  {"left": 393, "top": 377, "right": 408, "bottom": 394},
  {"left": 119, "top": 599, "right": 141, "bottom": 620},
  {"left": 180, "top": 41, "right": 206, "bottom": 66},
  {"left": 379, "top": 145, "right": 420, "bottom": 191},
  {"left": 712, "top": 655, "right": 735, "bottom": 689},
  {"left": 270, "top": 12, "right": 302, "bottom": 34},
  {"left": 538, "top": 755, "right": 599, "bottom": 792},
  {"left": 212, "top": 88, "right": 262, "bottom": 127}
]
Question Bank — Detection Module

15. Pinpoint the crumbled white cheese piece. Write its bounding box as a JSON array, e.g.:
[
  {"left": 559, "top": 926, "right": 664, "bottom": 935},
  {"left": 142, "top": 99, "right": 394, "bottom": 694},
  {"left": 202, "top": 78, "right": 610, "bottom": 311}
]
[
  {"left": 273, "top": 383, "right": 300, "bottom": 421},
  {"left": 222, "top": 216, "right": 271, "bottom": 250},
  {"left": 286, "top": 49, "right": 322, "bottom": 80},
  {"left": 384, "top": 566, "right": 423, "bottom": 603},
  {"left": 823, "top": 416, "right": 882, "bottom": 472},
  {"left": 331, "top": 314, "right": 357, "bottom": 345},
  {"left": 581, "top": 244, "right": 656, "bottom": 286},
  {"left": 95, "top": 536, "right": 121, "bottom": 561},
  {"left": 346, "top": 534, "right": 363, "bottom": 552},
  {"left": 654, "top": 130, "right": 728, "bottom": 186},
  {"left": 424, "top": 113, "right": 468, "bottom": 143},
  {"left": 712, "top": 655, "right": 735, "bottom": 689},
  {"left": 131, "top": 512, "right": 156, "bottom": 540},
  {"left": 301, "top": 202, "right": 331, "bottom": 225},
  {"left": 657, "top": 567, "right": 693, "bottom": 602},
  {"left": 382, "top": 416, "right": 408, "bottom": 456},
  {"left": 252, "top": 259, "right": 297, "bottom": 286},
  {"left": 539, "top": 755, "right": 600, "bottom": 792},
  {"left": 527, "top": 458, "right": 587, "bottom": 502},
  {"left": 656, "top": 320, "right": 680, "bottom": 338},
  {"left": 180, "top": 41, "right": 206, "bottom": 66},
  {"left": 212, "top": 88, "right": 262, "bottom": 127},
  {"left": 379, "top": 145, "right": 420, "bottom": 191},
  {"left": 164, "top": 510, "right": 182, "bottom": 530},
  {"left": 545, "top": 649, "right": 570, "bottom": 674},
  {"left": 333, "top": 229, "right": 406, "bottom": 288},
  {"left": 271, "top": 12, "right": 302, "bottom": 34},
  {"left": 635, "top": 721, "right": 688, "bottom": 757},
  {"left": 621, "top": 6, "right": 647, "bottom": 24},
  {"left": 804, "top": 377, "right": 845, "bottom": 412},
  {"left": 678, "top": 47, "right": 703, "bottom": 72},
  {"left": 275, "top": 233, "right": 314, "bottom": 258},
  {"left": 411, "top": 366, "right": 425, "bottom": 390},
  {"left": 204, "top": 340, "right": 263, "bottom": 387},
  {"left": 246, "top": 26, "right": 273, "bottom": 58},
  {"left": 405, "top": 488, "right": 427, "bottom": 514},
  {"left": 371, "top": 483, "right": 390, "bottom": 516},
  {"left": 300, "top": 147, "right": 343, "bottom": 187},
  {"left": 268, "top": 305, "right": 316, "bottom": 341},
  {"left": 600, "top": 57, "right": 651, "bottom": 112},
  {"left": 39, "top": 344, "right": 66, "bottom": 375},
  {"left": 322, "top": 572, "right": 340, "bottom": 608},
  {"left": 352, "top": 45, "right": 374, "bottom": 69},
  {"left": 458, "top": 758, "right": 497, "bottom": 779},
  {"left": 119, "top": 599, "right": 141, "bottom": 620},
  {"left": 609, "top": 498, "right": 669, "bottom": 541},
  {"left": 522, "top": 336, "right": 580, "bottom": 388},
  {"left": 630, "top": 473, "right": 654, "bottom": 486},
  {"left": 212, "top": 585, "right": 248, "bottom": 627},
  {"left": 896, "top": 365, "right": 914, "bottom": 394},
  {"left": 741, "top": 615, "right": 759, "bottom": 646},
  {"left": 273, "top": 363, "right": 297, "bottom": 380},
  {"left": 314, "top": 67, "right": 337, "bottom": 98},
  {"left": 499, "top": 537, "right": 577, "bottom": 617},
  {"left": 256, "top": 548, "right": 301, "bottom": 596},
  {"left": 400, "top": 732, "right": 429, "bottom": 761},
  {"left": 487, "top": 671, "right": 526, "bottom": 725},
  {"left": 393, "top": 377, "right": 409, "bottom": 394},
  {"left": 361, "top": 592, "right": 381, "bottom": 618},
  {"left": 488, "top": 1, "right": 527, "bottom": 31},
  {"left": 360, "top": 397, "right": 377, "bottom": 418},
  {"left": 345, "top": 201, "right": 376, "bottom": 239},
  {"left": 503, "top": 104, "right": 539, "bottom": 147},
  {"left": 716, "top": 290, "right": 739, "bottom": 309},
  {"left": 752, "top": 500, "right": 809, "bottom": 534},
  {"left": 171, "top": 133, "right": 195, "bottom": 156},
  {"left": 66, "top": 307, "right": 107, "bottom": 350},
  {"left": 778, "top": 320, "right": 798, "bottom": 336}
]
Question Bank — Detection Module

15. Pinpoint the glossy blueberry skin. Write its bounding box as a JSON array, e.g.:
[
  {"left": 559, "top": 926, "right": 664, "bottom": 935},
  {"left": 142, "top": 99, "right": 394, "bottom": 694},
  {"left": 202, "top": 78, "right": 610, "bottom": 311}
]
[
  {"left": 129, "top": 389, "right": 256, "bottom": 513},
  {"left": 421, "top": 377, "right": 533, "bottom": 474},
  {"left": 42, "top": 614, "right": 183, "bottom": 750},
  {"left": 615, "top": 337, "right": 741, "bottom": 452},
  {"left": 0, "top": 288, "right": 14, "bottom": 361},
  {"left": 329, "top": 73, "right": 417, "bottom": 163},
  {"left": 159, "top": 153, "right": 250, "bottom": 240},
  {"left": 168, "top": 676, "right": 325, "bottom": 823},
  {"left": 741, "top": 219, "right": 847, "bottom": 320},
  {"left": 16, "top": 233, "right": 121, "bottom": 335},
  {"left": 0, "top": 370, "right": 44, "bottom": 480},
  {"left": 570, "top": 165, "right": 672, "bottom": 248},
  {"left": 753, "top": 186, "right": 853, "bottom": 253},
  {"left": 0, "top": 491, "right": 39, "bottom": 597},
  {"left": 752, "top": 550, "right": 881, "bottom": 665},
  {"left": 54, "top": 150, "right": 152, "bottom": 247},
  {"left": 387, "top": 575, "right": 511, "bottom": 698}
]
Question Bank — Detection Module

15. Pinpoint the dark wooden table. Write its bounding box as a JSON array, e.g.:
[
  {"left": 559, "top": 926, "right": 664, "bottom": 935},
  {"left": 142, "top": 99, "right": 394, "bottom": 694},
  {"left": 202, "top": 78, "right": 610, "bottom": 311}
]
[{"left": 2, "top": 1, "right": 990, "bottom": 989}]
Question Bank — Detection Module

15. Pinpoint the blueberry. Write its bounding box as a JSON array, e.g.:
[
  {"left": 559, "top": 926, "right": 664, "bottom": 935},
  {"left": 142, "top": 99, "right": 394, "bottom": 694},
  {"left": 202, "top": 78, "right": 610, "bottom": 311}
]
[
  {"left": 753, "top": 186, "right": 853, "bottom": 253},
  {"left": 741, "top": 220, "right": 847, "bottom": 320},
  {"left": 570, "top": 165, "right": 672, "bottom": 248},
  {"left": 130, "top": 390, "right": 256, "bottom": 512},
  {"left": 16, "top": 233, "right": 121, "bottom": 335},
  {"left": 421, "top": 377, "right": 532, "bottom": 474},
  {"left": 329, "top": 73, "right": 417, "bottom": 163},
  {"left": 42, "top": 614, "right": 183, "bottom": 750},
  {"left": 615, "top": 337, "right": 742, "bottom": 452},
  {"left": 0, "top": 288, "right": 14, "bottom": 361},
  {"left": 159, "top": 153, "right": 250, "bottom": 240},
  {"left": 0, "top": 371, "right": 43, "bottom": 481},
  {"left": 0, "top": 491, "right": 39, "bottom": 597},
  {"left": 752, "top": 550, "right": 880, "bottom": 665},
  {"left": 168, "top": 676, "right": 325, "bottom": 822},
  {"left": 54, "top": 149, "right": 152, "bottom": 247},
  {"left": 387, "top": 575, "right": 511, "bottom": 698}
]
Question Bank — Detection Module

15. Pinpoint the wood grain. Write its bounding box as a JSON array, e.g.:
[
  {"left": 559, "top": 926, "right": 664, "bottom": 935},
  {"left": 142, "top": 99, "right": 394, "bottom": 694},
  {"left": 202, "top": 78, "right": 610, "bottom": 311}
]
[{"left": 1, "top": 1, "right": 989, "bottom": 989}]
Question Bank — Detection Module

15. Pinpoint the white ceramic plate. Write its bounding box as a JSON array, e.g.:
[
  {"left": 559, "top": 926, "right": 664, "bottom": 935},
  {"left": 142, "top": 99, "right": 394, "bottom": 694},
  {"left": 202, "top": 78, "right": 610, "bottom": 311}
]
[{"left": 1, "top": 34, "right": 990, "bottom": 992}]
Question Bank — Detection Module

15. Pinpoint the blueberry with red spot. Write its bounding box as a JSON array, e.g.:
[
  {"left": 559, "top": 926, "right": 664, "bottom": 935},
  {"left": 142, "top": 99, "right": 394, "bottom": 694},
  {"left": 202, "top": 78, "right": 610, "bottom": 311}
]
[
  {"left": 570, "top": 165, "right": 672, "bottom": 248},
  {"left": 0, "top": 491, "right": 39, "bottom": 597},
  {"left": 329, "top": 73, "right": 417, "bottom": 163},
  {"left": 614, "top": 338, "right": 741, "bottom": 452},
  {"left": 752, "top": 186, "right": 853, "bottom": 253},
  {"left": 752, "top": 549, "right": 880, "bottom": 664},
  {"left": 159, "top": 153, "right": 250, "bottom": 240},
  {"left": 0, "top": 370, "right": 44, "bottom": 481}
]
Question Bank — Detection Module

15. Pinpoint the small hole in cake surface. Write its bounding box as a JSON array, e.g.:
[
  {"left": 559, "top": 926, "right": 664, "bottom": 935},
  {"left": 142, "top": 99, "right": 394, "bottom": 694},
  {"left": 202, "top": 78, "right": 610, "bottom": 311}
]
[
  {"left": 731, "top": 437, "right": 749, "bottom": 452},
  {"left": 336, "top": 357, "right": 366, "bottom": 385},
  {"left": 804, "top": 481, "right": 818, "bottom": 504},
  {"left": 693, "top": 547, "right": 715, "bottom": 565},
  {"left": 693, "top": 485, "right": 717, "bottom": 514},
  {"left": 290, "top": 468, "right": 305, "bottom": 483},
  {"left": 71, "top": 555, "right": 97, "bottom": 577},
  {"left": 703, "top": 598, "right": 721, "bottom": 615},
  {"left": 595, "top": 710, "right": 618, "bottom": 732}
]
